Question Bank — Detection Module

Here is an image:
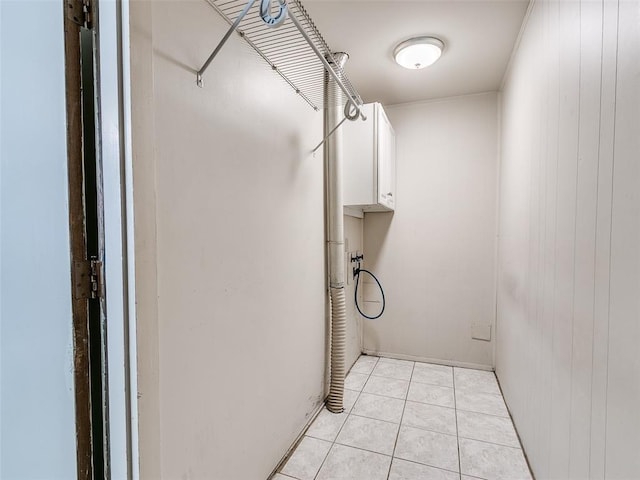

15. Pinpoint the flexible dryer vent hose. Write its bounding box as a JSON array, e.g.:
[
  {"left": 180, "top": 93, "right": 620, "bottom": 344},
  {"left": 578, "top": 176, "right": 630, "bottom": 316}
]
[
  {"left": 325, "top": 51, "right": 349, "bottom": 414},
  {"left": 327, "top": 287, "right": 347, "bottom": 413}
]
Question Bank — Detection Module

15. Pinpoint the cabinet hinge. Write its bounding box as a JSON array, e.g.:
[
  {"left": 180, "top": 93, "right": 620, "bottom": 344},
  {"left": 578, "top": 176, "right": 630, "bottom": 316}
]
[
  {"left": 67, "top": 0, "right": 92, "bottom": 29},
  {"left": 73, "top": 257, "right": 103, "bottom": 300}
]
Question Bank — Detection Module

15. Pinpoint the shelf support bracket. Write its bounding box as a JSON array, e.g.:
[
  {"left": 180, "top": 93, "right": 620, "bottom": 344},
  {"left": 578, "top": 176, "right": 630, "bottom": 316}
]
[
  {"left": 312, "top": 116, "right": 348, "bottom": 154},
  {"left": 312, "top": 101, "right": 365, "bottom": 153},
  {"left": 197, "top": 0, "right": 257, "bottom": 87}
]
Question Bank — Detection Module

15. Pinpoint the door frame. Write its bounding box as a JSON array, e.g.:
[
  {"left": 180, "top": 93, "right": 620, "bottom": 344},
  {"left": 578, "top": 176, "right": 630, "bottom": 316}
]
[
  {"left": 63, "top": 3, "right": 94, "bottom": 478},
  {"left": 94, "top": 1, "right": 139, "bottom": 478},
  {"left": 63, "top": 0, "right": 139, "bottom": 478}
]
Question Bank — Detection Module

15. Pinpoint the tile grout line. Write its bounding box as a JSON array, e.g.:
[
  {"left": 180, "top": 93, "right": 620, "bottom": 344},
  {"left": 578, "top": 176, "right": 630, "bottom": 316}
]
[
  {"left": 332, "top": 440, "right": 394, "bottom": 458},
  {"left": 405, "top": 398, "right": 456, "bottom": 411},
  {"left": 327, "top": 441, "right": 395, "bottom": 459},
  {"left": 369, "top": 372, "right": 415, "bottom": 381},
  {"left": 457, "top": 389, "right": 504, "bottom": 397},
  {"left": 353, "top": 388, "right": 414, "bottom": 402},
  {"left": 348, "top": 411, "right": 405, "bottom": 426},
  {"left": 312, "top": 355, "right": 379, "bottom": 480},
  {"left": 308, "top": 437, "right": 468, "bottom": 479},
  {"left": 318, "top": 432, "right": 476, "bottom": 475},
  {"left": 389, "top": 455, "right": 464, "bottom": 477},
  {"left": 385, "top": 360, "right": 415, "bottom": 480},
  {"left": 307, "top": 415, "right": 522, "bottom": 453},
  {"left": 346, "top": 403, "right": 518, "bottom": 448},
  {"left": 275, "top": 401, "right": 330, "bottom": 480},
  {"left": 456, "top": 435, "right": 522, "bottom": 450},
  {"left": 359, "top": 388, "right": 411, "bottom": 401},
  {"left": 455, "top": 407, "right": 510, "bottom": 418},
  {"left": 296, "top": 356, "right": 521, "bottom": 480},
  {"left": 395, "top": 422, "right": 458, "bottom": 439},
  {"left": 453, "top": 367, "right": 463, "bottom": 479}
]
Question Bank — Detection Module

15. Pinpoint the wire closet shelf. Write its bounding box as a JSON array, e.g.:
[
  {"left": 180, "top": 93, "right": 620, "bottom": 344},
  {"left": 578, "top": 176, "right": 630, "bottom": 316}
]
[{"left": 200, "top": 0, "right": 366, "bottom": 119}]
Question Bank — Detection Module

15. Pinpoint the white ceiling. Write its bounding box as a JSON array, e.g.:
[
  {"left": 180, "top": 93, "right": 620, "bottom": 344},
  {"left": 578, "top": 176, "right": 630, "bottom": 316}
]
[{"left": 303, "top": 0, "right": 530, "bottom": 105}]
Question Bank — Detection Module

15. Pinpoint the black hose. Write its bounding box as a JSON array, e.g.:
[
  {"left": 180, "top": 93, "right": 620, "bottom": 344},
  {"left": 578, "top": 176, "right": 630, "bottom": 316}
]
[{"left": 354, "top": 268, "right": 385, "bottom": 320}]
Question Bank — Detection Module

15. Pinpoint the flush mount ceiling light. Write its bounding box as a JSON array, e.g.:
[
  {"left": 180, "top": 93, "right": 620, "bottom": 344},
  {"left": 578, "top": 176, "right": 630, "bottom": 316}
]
[{"left": 394, "top": 36, "right": 444, "bottom": 70}]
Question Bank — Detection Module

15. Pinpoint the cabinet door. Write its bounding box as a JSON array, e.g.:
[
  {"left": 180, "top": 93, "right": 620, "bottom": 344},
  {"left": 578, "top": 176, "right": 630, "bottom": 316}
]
[
  {"left": 377, "top": 107, "right": 396, "bottom": 209},
  {"left": 343, "top": 103, "right": 376, "bottom": 207}
]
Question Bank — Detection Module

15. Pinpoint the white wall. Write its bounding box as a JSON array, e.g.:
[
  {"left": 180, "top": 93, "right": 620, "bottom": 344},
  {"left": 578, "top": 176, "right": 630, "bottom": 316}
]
[
  {"left": 344, "top": 215, "right": 364, "bottom": 369},
  {"left": 497, "top": 0, "right": 640, "bottom": 478},
  {"left": 362, "top": 93, "right": 499, "bottom": 368},
  {"left": 129, "top": 2, "right": 326, "bottom": 479},
  {"left": 0, "top": 2, "right": 77, "bottom": 478}
]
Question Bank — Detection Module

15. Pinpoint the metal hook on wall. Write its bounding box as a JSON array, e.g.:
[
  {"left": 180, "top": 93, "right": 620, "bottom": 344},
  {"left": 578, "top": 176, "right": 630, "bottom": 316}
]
[{"left": 343, "top": 100, "right": 360, "bottom": 121}]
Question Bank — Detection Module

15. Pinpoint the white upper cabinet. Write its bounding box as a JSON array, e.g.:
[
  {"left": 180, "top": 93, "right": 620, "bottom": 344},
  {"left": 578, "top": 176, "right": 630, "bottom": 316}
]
[{"left": 343, "top": 102, "right": 396, "bottom": 213}]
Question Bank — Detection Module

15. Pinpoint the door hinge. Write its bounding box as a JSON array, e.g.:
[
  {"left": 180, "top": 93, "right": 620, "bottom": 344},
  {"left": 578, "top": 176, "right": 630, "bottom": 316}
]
[
  {"left": 73, "top": 257, "right": 103, "bottom": 300},
  {"left": 67, "top": 0, "right": 92, "bottom": 29}
]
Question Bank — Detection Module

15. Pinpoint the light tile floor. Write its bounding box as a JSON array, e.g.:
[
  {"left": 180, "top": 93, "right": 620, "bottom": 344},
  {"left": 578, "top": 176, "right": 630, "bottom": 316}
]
[{"left": 273, "top": 355, "right": 532, "bottom": 480}]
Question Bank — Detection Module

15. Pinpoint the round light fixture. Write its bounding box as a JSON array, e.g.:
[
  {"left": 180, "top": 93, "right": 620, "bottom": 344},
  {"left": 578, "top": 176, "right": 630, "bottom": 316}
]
[{"left": 394, "top": 36, "right": 444, "bottom": 70}]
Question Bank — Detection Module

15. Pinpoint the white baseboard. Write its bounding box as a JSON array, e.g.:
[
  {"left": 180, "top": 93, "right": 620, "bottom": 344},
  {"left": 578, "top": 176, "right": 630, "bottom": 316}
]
[{"left": 361, "top": 349, "right": 494, "bottom": 371}]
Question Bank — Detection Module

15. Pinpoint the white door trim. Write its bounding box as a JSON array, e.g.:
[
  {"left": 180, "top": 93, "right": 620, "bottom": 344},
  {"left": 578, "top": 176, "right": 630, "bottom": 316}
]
[{"left": 95, "top": 1, "right": 139, "bottom": 478}]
